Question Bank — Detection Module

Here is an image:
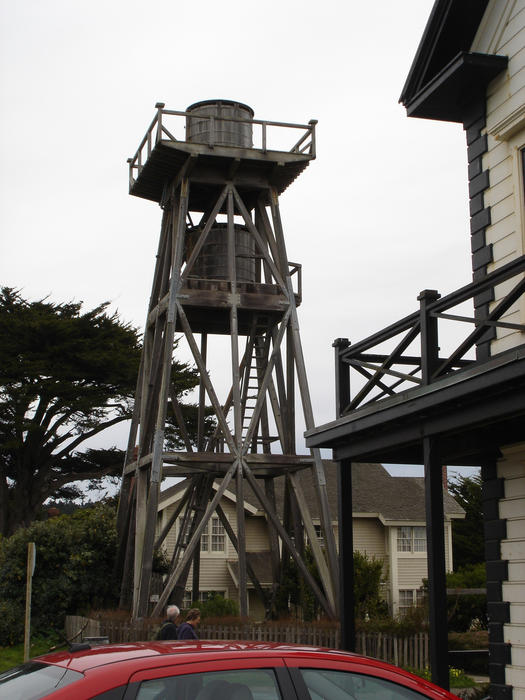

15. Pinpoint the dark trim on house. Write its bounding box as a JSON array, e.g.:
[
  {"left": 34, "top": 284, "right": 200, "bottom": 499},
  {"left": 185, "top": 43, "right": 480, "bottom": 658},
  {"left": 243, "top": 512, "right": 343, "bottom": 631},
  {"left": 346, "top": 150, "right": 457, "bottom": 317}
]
[
  {"left": 402, "top": 52, "right": 507, "bottom": 123},
  {"left": 400, "top": 0, "right": 492, "bottom": 106},
  {"left": 482, "top": 462, "right": 512, "bottom": 700},
  {"left": 463, "top": 100, "right": 495, "bottom": 360}
]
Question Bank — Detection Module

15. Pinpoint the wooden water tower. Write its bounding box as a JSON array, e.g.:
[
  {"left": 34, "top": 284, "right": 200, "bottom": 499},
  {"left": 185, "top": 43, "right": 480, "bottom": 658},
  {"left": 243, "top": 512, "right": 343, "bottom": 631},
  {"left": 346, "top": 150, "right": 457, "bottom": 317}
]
[{"left": 116, "top": 100, "right": 339, "bottom": 619}]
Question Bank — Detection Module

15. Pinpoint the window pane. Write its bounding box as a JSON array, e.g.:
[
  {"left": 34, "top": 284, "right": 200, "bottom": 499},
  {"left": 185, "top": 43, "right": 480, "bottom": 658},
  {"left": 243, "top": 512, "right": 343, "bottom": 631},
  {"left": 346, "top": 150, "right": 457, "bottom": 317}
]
[
  {"left": 413, "top": 527, "right": 426, "bottom": 552},
  {"left": 137, "top": 668, "right": 282, "bottom": 700},
  {"left": 299, "top": 669, "right": 428, "bottom": 700},
  {"left": 211, "top": 517, "right": 225, "bottom": 551},
  {"left": 0, "top": 662, "right": 83, "bottom": 699},
  {"left": 397, "top": 527, "right": 411, "bottom": 552},
  {"left": 399, "top": 590, "right": 413, "bottom": 606},
  {"left": 314, "top": 524, "right": 325, "bottom": 546}
]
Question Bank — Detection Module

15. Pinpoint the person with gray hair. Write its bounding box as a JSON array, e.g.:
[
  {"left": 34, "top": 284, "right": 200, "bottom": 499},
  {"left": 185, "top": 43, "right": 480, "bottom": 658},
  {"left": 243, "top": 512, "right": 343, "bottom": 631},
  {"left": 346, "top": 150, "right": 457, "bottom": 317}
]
[{"left": 156, "top": 604, "right": 180, "bottom": 640}]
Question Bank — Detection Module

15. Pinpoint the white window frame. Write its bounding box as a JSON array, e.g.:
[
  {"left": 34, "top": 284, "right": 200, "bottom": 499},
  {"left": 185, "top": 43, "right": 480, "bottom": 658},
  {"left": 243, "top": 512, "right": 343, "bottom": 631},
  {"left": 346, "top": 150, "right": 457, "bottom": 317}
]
[
  {"left": 398, "top": 588, "right": 425, "bottom": 616},
  {"left": 397, "top": 526, "right": 426, "bottom": 554},
  {"left": 178, "top": 515, "right": 225, "bottom": 554}
]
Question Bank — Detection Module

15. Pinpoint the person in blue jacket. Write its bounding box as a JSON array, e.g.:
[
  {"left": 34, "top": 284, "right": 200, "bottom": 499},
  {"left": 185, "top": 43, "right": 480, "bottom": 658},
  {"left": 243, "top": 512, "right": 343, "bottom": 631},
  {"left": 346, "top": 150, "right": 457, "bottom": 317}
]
[{"left": 177, "top": 608, "right": 201, "bottom": 639}]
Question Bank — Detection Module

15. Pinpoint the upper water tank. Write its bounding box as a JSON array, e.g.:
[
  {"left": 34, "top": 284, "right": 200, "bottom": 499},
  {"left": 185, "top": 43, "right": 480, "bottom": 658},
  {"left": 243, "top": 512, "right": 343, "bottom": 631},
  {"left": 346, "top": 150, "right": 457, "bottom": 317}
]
[{"left": 186, "top": 100, "right": 254, "bottom": 148}]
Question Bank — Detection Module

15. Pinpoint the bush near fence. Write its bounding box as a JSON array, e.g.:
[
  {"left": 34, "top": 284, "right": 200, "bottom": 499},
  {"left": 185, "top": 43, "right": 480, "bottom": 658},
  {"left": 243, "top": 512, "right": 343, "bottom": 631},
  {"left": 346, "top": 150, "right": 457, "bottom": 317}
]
[{"left": 65, "top": 616, "right": 429, "bottom": 669}]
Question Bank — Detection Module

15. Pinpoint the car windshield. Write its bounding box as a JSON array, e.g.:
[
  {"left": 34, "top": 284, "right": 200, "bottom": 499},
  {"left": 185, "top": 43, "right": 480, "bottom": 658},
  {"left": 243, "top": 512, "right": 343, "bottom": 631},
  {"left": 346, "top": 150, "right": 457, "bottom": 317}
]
[{"left": 0, "top": 661, "right": 83, "bottom": 699}]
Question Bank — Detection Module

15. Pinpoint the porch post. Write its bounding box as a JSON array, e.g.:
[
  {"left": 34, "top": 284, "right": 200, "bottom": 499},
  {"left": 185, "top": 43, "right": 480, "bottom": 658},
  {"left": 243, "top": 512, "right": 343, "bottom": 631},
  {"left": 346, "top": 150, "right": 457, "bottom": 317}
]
[
  {"left": 334, "top": 338, "right": 355, "bottom": 651},
  {"left": 424, "top": 437, "right": 449, "bottom": 690}
]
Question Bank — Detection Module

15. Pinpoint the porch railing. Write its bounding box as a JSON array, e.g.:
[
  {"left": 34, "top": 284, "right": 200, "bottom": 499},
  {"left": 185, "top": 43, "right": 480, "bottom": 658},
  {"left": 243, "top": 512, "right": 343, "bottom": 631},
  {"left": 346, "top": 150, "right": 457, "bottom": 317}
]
[
  {"left": 128, "top": 103, "right": 317, "bottom": 189},
  {"left": 334, "top": 255, "right": 525, "bottom": 415}
]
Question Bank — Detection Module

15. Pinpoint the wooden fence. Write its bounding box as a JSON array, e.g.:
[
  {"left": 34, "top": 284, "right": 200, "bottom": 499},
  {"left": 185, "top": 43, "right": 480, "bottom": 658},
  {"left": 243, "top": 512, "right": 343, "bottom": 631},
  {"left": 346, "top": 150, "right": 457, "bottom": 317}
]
[{"left": 65, "top": 616, "right": 429, "bottom": 669}]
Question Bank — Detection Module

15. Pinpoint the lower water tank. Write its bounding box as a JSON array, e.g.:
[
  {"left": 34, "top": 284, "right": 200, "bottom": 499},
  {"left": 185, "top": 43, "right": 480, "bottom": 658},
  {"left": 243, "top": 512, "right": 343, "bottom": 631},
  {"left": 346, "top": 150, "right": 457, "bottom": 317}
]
[
  {"left": 186, "top": 224, "right": 255, "bottom": 283},
  {"left": 186, "top": 100, "right": 253, "bottom": 148}
]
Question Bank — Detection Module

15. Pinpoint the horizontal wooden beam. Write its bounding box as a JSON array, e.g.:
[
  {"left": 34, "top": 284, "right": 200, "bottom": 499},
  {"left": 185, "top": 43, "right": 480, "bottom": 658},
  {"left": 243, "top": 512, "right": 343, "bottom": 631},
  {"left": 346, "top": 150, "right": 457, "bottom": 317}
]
[{"left": 123, "top": 451, "right": 313, "bottom": 476}]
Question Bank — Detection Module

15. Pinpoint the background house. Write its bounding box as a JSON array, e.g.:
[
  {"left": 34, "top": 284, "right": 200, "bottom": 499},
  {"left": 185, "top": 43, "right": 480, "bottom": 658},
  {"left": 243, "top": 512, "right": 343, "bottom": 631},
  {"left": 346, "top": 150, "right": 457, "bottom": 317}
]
[{"left": 157, "top": 463, "right": 464, "bottom": 619}]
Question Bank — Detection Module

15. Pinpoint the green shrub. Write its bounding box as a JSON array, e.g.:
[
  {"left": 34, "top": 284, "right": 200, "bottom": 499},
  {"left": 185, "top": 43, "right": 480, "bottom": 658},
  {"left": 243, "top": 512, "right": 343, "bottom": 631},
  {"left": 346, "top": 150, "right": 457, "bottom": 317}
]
[
  {"left": 446, "top": 563, "right": 487, "bottom": 632},
  {"left": 193, "top": 594, "right": 239, "bottom": 619},
  {"left": 448, "top": 630, "right": 488, "bottom": 650},
  {"left": 0, "top": 600, "right": 25, "bottom": 646},
  {"left": 356, "top": 606, "right": 428, "bottom": 636},
  {"left": 405, "top": 666, "right": 476, "bottom": 689},
  {"left": 0, "top": 503, "right": 119, "bottom": 640},
  {"left": 353, "top": 551, "right": 388, "bottom": 620}
]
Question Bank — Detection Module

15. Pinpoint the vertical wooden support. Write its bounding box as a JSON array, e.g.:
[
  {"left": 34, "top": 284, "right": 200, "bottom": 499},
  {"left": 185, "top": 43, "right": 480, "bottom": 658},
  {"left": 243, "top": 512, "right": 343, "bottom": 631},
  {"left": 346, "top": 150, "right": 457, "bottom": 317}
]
[
  {"left": 228, "top": 186, "right": 248, "bottom": 617},
  {"left": 197, "top": 334, "right": 208, "bottom": 451},
  {"left": 269, "top": 187, "right": 339, "bottom": 609},
  {"left": 424, "top": 437, "right": 449, "bottom": 690},
  {"left": 333, "top": 337, "right": 355, "bottom": 651},
  {"left": 338, "top": 459, "right": 355, "bottom": 652},
  {"left": 286, "top": 325, "right": 295, "bottom": 453},
  {"left": 418, "top": 290, "right": 448, "bottom": 689},
  {"left": 135, "top": 179, "right": 190, "bottom": 618}
]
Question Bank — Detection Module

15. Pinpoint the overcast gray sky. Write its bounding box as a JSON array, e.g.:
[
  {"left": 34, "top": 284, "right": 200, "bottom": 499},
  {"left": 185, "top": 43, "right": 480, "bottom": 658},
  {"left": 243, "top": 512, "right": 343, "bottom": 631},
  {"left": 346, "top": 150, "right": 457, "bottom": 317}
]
[{"left": 1, "top": 0, "right": 477, "bottom": 480}]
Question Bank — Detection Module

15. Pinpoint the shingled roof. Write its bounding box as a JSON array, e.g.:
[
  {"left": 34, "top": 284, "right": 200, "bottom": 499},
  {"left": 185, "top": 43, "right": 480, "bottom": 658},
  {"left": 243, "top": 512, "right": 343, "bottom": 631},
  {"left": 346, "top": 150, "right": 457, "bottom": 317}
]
[{"left": 159, "top": 462, "right": 464, "bottom": 522}]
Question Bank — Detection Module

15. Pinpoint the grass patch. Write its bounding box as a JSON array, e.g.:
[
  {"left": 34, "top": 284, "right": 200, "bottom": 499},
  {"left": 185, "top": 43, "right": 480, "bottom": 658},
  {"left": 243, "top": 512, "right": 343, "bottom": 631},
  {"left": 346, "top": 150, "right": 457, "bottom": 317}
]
[
  {"left": 0, "top": 633, "right": 65, "bottom": 673},
  {"left": 405, "top": 667, "right": 477, "bottom": 688}
]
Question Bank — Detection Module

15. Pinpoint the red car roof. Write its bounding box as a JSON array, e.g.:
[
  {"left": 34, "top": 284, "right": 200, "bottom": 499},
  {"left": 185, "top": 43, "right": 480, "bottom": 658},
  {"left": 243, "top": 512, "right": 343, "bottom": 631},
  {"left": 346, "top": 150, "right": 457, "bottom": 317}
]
[
  {"left": 37, "top": 641, "right": 361, "bottom": 673},
  {"left": 29, "top": 640, "right": 456, "bottom": 700}
]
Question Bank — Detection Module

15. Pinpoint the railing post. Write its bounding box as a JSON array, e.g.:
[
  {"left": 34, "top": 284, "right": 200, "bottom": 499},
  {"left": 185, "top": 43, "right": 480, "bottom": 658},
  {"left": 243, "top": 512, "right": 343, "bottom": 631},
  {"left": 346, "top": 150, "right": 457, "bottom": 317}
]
[
  {"left": 334, "top": 338, "right": 350, "bottom": 417},
  {"left": 127, "top": 158, "right": 134, "bottom": 190},
  {"left": 262, "top": 122, "right": 267, "bottom": 153},
  {"left": 309, "top": 119, "right": 318, "bottom": 158},
  {"left": 155, "top": 102, "right": 165, "bottom": 144},
  {"left": 418, "top": 290, "right": 440, "bottom": 384},
  {"left": 418, "top": 290, "right": 448, "bottom": 688}
]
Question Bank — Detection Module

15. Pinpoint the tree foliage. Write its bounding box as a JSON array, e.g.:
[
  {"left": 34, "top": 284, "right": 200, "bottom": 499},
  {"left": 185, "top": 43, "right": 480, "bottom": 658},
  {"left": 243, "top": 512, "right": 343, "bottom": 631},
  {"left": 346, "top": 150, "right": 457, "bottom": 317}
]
[
  {"left": 0, "top": 288, "right": 200, "bottom": 535},
  {"left": 275, "top": 549, "right": 387, "bottom": 622},
  {"left": 0, "top": 503, "right": 119, "bottom": 644},
  {"left": 353, "top": 550, "right": 388, "bottom": 619},
  {"left": 448, "top": 473, "right": 484, "bottom": 569},
  {"left": 446, "top": 562, "right": 487, "bottom": 632}
]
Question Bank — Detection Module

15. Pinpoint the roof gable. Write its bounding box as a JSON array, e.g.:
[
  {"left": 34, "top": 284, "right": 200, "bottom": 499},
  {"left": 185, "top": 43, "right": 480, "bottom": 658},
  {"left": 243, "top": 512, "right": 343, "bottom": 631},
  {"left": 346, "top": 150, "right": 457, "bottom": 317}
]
[
  {"left": 400, "top": 0, "right": 491, "bottom": 103},
  {"left": 400, "top": 0, "right": 507, "bottom": 122},
  {"left": 158, "top": 462, "right": 464, "bottom": 522}
]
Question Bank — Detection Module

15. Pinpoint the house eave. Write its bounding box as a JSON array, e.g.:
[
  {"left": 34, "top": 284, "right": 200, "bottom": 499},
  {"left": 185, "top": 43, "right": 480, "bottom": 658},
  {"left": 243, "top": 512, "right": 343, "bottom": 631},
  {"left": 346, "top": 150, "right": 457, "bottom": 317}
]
[{"left": 402, "top": 51, "right": 508, "bottom": 122}]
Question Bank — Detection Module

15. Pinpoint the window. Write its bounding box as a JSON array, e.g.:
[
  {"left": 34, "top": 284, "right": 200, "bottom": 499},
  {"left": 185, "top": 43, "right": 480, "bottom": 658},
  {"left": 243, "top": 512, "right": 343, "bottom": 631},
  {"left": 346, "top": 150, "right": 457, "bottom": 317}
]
[
  {"left": 314, "top": 524, "right": 325, "bottom": 546},
  {"left": 397, "top": 526, "right": 426, "bottom": 553},
  {"left": 178, "top": 516, "right": 225, "bottom": 553},
  {"left": 182, "top": 590, "right": 226, "bottom": 608},
  {"left": 299, "top": 668, "right": 429, "bottom": 700},
  {"left": 211, "top": 517, "right": 225, "bottom": 551},
  {"left": 398, "top": 589, "right": 425, "bottom": 616},
  {"left": 0, "top": 663, "right": 83, "bottom": 699},
  {"left": 137, "top": 667, "right": 282, "bottom": 700}
]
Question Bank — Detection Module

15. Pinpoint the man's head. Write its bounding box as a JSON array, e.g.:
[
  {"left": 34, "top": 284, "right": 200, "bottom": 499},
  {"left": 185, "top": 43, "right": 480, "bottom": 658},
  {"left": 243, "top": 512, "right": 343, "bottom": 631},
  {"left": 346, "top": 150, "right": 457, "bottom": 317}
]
[{"left": 166, "top": 604, "right": 180, "bottom": 621}]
